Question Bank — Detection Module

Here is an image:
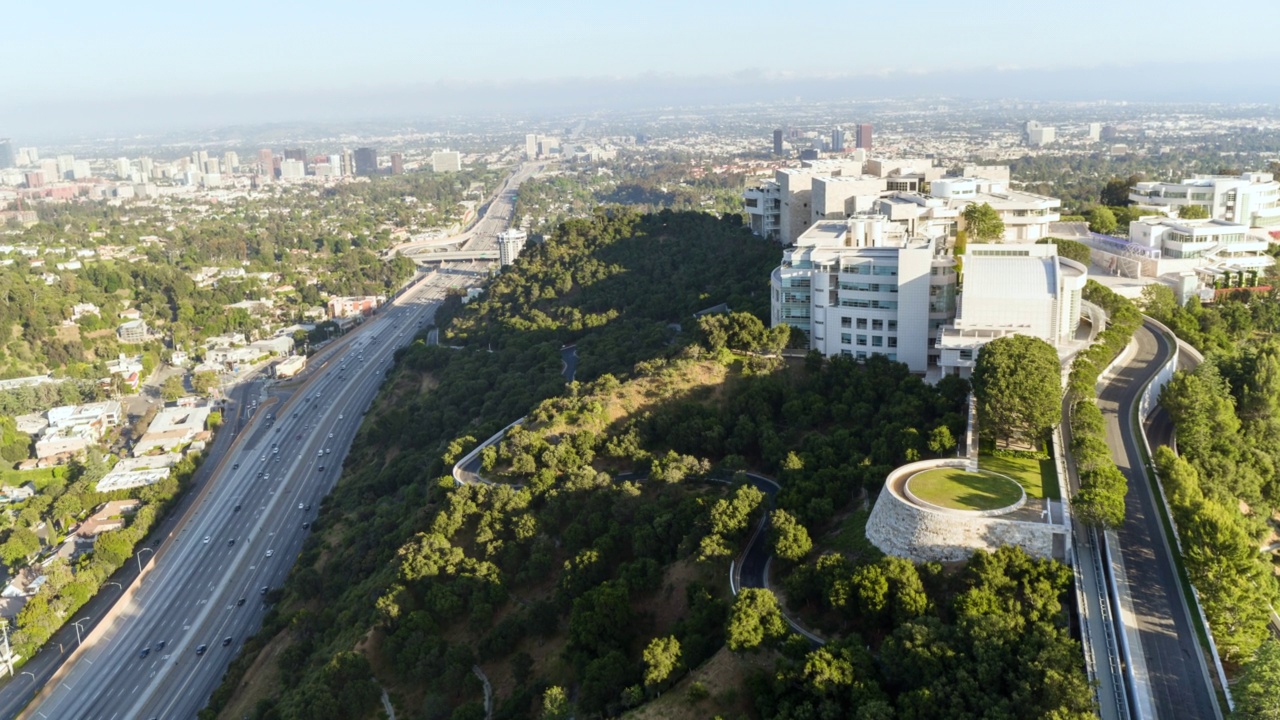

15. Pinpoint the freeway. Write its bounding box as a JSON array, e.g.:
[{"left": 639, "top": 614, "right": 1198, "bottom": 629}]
[
  {"left": 0, "top": 378, "right": 261, "bottom": 720},
  {"left": 394, "top": 162, "right": 542, "bottom": 257},
  {"left": 1102, "top": 322, "right": 1219, "bottom": 719},
  {"left": 15, "top": 274, "right": 460, "bottom": 720}
]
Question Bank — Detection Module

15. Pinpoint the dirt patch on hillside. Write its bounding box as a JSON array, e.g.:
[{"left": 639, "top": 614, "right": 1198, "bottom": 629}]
[
  {"left": 624, "top": 646, "right": 775, "bottom": 720},
  {"left": 215, "top": 631, "right": 292, "bottom": 720}
]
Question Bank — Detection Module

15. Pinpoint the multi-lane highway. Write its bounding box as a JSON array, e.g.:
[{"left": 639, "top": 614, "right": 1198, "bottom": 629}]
[
  {"left": 395, "top": 161, "right": 542, "bottom": 259},
  {"left": 15, "top": 271, "right": 471, "bottom": 720}
]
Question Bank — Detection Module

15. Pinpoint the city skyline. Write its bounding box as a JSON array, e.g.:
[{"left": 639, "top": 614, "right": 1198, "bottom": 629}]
[{"left": 4, "top": 0, "right": 1280, "bottom": 138}]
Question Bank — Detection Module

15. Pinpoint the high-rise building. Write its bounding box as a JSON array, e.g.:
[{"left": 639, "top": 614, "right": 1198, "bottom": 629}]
[
  {"left": 342, "top": 149, "right": 355, "bottom": 177},
  {"left": 497, "top": 229, "right": 528, "bottom": 267},
  {"left": 1028, "top": 126, "right": 1056, "bottom": 147},
  {"left": 284, "top": 147, "right": 307, "bottom": 166},
  {"left": 855, "top": 124, "right": 873, "bottom": 151},
  {"left": 1087, "top": 123, "right": 1102, "bottom": 142},
  {"left": 0, "top": 141, "right": 19, "bottom": 167},
  {"left": 40, "top": 159, "right": 59, "bottom": 182},
  {"left": 257, "top": 149, "right": 274, "bottom": 179},
  {"left": 280, "top": 159, "right": 306, "bottom": 179},
  {"left": 354, "top": 147, "right": 378, "bottom": 176},
  {"left": 390, "top": 152, "right": 404, "bottom": 175},
  {"left": 773, "top": 129, "right": 784, "bottom": 155},
  {"left": 328, "top": 154, "right": 343, "bottom": 177},
  {"left": 203, "top": 158, "right": 220, "bottom": 175},
  {"left": 115, "top": 158, "right": 131, "bottom": 179},
  {"left": 431, "top": 150, "right": 461, "bottom": 173},
  {"left": 831, "top": 127, "right": 846, "bottom": 152},
  {"left": 24, "top": 171, "right": 43, "bottom": 188},
  {"left": 525, "top": 134, "right": 538, "bottom": 160},
  {"left": 140, "top": 157, "right": 155, "bottom": 178},
  {"left": 71, "top": 160, "right": 91, "bottom": 180},
  {"left": 223, "top": 151, "right": 239, "bottom": 172},
  {"left": 17, "top": 146, "right": 37, "bottom": 165},
  {"left": 56, "top": 154, "right": 75, "bottom": 179}
]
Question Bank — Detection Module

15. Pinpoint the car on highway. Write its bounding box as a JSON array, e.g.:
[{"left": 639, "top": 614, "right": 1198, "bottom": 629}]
[
  {"left": 202, "top": 536, "right": 210, "bottom": 544},
  {"left": 298, "top": 503, "right": 304, "bottom": 510},
  {"left": 139, "top": 648, "right": 150, "bottom": 659},
  {"left": 156, "top": 640, "right": 166, "bottom": 650},
  {"left": 325, "top": 448, "right": 331, "bottom": 454},
  {"left": 234, "top": 504, "right": 241, "bottom": 512},
  {"left": 195, "top": 644, "right": 207, "bottom": 655},
  {"left": 265, "top": 549, "right": 273, "bottom": 557},
  {"left": 222, "top": 636, "right": 233, "bottom": 647},
  {"left": 328, "top": 432, "right": 333, "bottom": 438},
  {"left": 338, "top": 414, "right": 344, "bottom": 420},
  {"left": 302, "top": 522, "right": 310, "bottom": 529},
  {"left": 228, "top": 539, "right": 235, "bottom": 546},
  {"left": 317, "top": 450, "right": 323, "bottom": 457},
  {"left": 232, "top": 463, "right": 239, "bottom": 470},
  {"left": 260, "top": 586, "right": 268, "bottom": 595},
  {"left": 318, "top": 466, "right": 324, "bottom": 472}
]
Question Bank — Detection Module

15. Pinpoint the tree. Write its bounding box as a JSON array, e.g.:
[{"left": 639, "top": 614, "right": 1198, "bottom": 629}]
[
  {"left": 768, "top": 509, "right": 812, "bottom": 562},
  {"left": 192, "top": 371, "right": 219, "bottom": 396},
  {"left": 540, "top": 686, "right": 569, "bottom": 720},
  {"left": 726, "top": 588, "right": 788, "bottom": 651},
  {"left": 642, "top": 636, "right": 682, "bottom": 689},
  {"left": 1138, "top": 283, "right": 1178, "bottom": 324},
  {"left": 927, "top": 425, "right": 956, "bottom": 455},
  {"left": 1234, "top": 638, "right": 1280, "bottom": 720},
  {"left": 1179, "top": 204, "right": 1210, "bottom": 220},
  {"left": 971, "top": 335, "right": 1062, "bottom": 447},
  {"left": 1087, "top": 206, "right": 1118, "bottom": 235},
  {"left": 0, "top": 527, "right": 39, "bottom": 567},
  {"left": 1101, "top": 175, "right": 1141, "bottom": 207},
  {"left": 961, "top": 203, "right": 1005, "bottom": 242},
  {"left": 161, "top": 375, "right": 186, "bottom": 402}
]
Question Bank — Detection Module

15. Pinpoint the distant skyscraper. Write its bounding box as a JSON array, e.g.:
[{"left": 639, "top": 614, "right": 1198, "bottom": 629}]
[
  {"left": 354, "top": 147, "right": 378, "bottom": 176},
  {"left": 525, "top": 134, "right": 538, "bottom": 159},
  {"left": 40, "top": 159, "right": 58, "bottom": 182},
  {"left": 17, "top": 146, "right": 37, "bottom": 165},
  {"left": 24, "top": 171, "right": 43, "bottom": 188},
  {"left": 431, "top": 150, "right": 461, "bottom": 173},
  {"left": 279, "top": 159, "right": 305, "bottom": 179},
  {"left": 831, "top": 127, "right": 846, "bottom": 152},
  {"left": 115, "top": 158, "right": 131, "bottom": 178},
  {"left": 257, "top": 149, "right": 274, "bottom": 179},
  {"left": 1087, "top": 123, "right": 1102, "bottom": 142},
  {"left": 342, "top": 149, "right": 355, "bottom": 177},
  {"left": 497, "top": 229, "right": 527, "bottom": 267},
  {"left": 223, "top": 151, "right": 239, "bottom": 172},
  {"left": 772, "top": 129, "right": 784, "bottom": 155},
  {"left": 855, "top": 124, "right": 873, "bottom": 151},
  {"left": 56, "top": 154, "right": 75, "bottom": 179},
  {"left": 284, "top": 147, "right": 307, "bottom": 166},
  {"left": 328, "top": 154, "right": 343, "bottom": 177},
  {"left": 390, "top": 152, "right": 404, "bottom": 175}
]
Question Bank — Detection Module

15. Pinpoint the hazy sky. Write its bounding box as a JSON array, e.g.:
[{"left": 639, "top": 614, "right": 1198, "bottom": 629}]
[{"left": 4, "top": 0, "right": 1280, "bottom": 137}]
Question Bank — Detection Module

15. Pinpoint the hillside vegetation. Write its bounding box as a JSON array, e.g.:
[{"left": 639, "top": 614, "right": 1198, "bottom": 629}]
[{"left": 205, "top": 209, "right": 1091, "bottom": 720}]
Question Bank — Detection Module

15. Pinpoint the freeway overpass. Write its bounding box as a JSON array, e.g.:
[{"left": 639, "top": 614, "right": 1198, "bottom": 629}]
[{"left": 404, "top": 249, "right": 498, "bottom": 262}]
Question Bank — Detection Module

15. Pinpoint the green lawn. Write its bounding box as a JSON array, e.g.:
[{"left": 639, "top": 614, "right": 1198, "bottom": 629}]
[
  {"left": 907, "top": 468, "right": 1024, "bottom": 511},
  {"left": 979, "top": 453, "right": 1059, "bottom": 500},
  {"left": 0, "top": 466, "right": 68, "bottom": 492},
  {"left": 824, "top": 508, "right": 883, "bottom": 562}
]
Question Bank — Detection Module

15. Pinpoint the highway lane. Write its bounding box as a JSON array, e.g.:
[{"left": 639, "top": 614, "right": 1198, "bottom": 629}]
[
  {"left": 1102, "top": 322, "right": 1219, "bottom": 720},
  {"left": 0, "top": 377, "right": 262, "bottom": 720},
  {"left": 395, "top": 162, "right": 542, "bottom": 257},
  {"left": 19, "top": 279, "right": 454, "bottom": 720}
]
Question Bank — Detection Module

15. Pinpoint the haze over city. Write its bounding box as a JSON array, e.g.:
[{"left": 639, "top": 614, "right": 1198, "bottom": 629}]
[{"left": 4, "top": 0, "right": 1280, "bottom": 138}]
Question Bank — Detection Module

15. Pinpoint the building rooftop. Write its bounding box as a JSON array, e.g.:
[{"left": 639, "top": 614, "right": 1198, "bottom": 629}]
[{"left": 964, "top": 256, "right": 1055, "bottom": 301}]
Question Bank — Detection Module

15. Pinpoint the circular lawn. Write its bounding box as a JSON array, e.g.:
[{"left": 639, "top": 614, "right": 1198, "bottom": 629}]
[{"left": 906, "top": 468, "right": 1024, "bottom": 512}]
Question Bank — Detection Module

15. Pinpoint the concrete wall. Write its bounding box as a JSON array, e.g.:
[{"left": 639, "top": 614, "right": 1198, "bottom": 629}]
[{"left": 865, "top": 459, "right": 1065, "bottom": 563}]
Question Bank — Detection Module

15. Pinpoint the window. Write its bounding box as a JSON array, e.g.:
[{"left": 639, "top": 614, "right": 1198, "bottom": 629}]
[
  {"left": 856, "top": 352, "right": 868, "bottom": 360},
  {"left": 841, "top": 317, "right": 852, "bottom": 328},
  {"left": 841, "top": 350, "right": 853, "bottom": 357},
  {"left": 959, "top": 349, "right": 974, "bottom": 361},
  {"left": 856, "top": 334, "right": 868, "bottom": 346},
  {"left": 856, "top": 318, "right": 867, "bottom": 329},
  {"left": 871, "top": 336, "right": 884, "bottom": 347},
  {"left": 871, "top": 319, "right": 883, "bottom": 331},
  {"left": 840, "top": 333, "right": 852, "bottom": 345},
  {"left": 888, "top": 337, "right": 897, "bottom": 348},
  {"left": 888, "top": 321, "right": 897, "bottom": 332}
]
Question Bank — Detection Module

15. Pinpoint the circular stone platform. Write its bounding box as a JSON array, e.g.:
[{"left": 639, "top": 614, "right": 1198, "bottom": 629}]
[{"left": 905, "top": 467, "right": 1024, "bottom": 514}]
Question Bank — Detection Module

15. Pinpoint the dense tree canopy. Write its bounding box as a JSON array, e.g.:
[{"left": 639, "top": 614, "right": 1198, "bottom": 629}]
[{"left": 972, "top": 334, "right": 1062, "bottom": 447}]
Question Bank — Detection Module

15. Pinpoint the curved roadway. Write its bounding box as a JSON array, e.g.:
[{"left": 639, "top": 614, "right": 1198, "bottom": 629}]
[{"left": 1104, "top": 322, "right": 1219, "bottom": 720}]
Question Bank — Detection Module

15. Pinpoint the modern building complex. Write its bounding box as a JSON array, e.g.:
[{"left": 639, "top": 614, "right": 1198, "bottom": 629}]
[
  {"left": 936, "top": 244, "right": 1087, "bottom": 378},
  {"left": 1128, "top": 172, "right": 1280, "bottom": 229},
  {"left": 745, "top": 160, "right": 1058, "bottom": 245},
  {"left": 1128, "top": 217, "right": 1263, "bottom": 259},
  {"left": 769, "top": 215, "right": 1087, "bottom": 380},
  {"left": 770, "top": 215, "right": 957, "bottom": 375},
  {"left": 497, "top": 228, "right": 528, "bottom": 267}
]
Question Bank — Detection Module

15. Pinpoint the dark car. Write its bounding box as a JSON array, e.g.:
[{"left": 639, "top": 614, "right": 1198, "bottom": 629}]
[
  {"left": 139, "top": 648, "right": 150, "bottom": 659},
  {"left": 302, "top": 522, "right": 310, "bottom": 529},
  {"left": 317, "top": 466, "right": 324, "bottom": 472},
  {"left": 232, "top": 463, "right": 239, "bottom": 470},
  {"left": 156, "top": 640, "right": 166, "bottom": 650},
  {"left": 222, "top": 637, "right": 233, "bottom": 647},
  {"left": 260, "top": 586, "right": 269, "bottom": 595},
  {"left": 237, "top": 597, "right": 246, "bottom": 607},
  {"left": 228, "top": 539, "right": 235, "bottom": 546},
  {"left": 234, "top": 504, "right": 241, "bottom": 512},
  {"left": 195, "top": 644, "right": 207, "bottom": 655}
]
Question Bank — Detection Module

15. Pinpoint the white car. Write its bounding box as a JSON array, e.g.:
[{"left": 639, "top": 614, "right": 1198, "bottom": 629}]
[
  {"left": 325, "top": 448, "right": 331, "bottom": 454},
  {"left": 338, "top": 414, "right": 344, "bottom": 420},
  {"left": 203, "top": 536, "right": 210, "bottom": 544},
  {"left": 298, "top": 503, "right": 304, "bottom": 510},
  {"left": 328, "top": 432, "right": 333, "bottom": 439},
  {"left": 317, "top": 450, "right": 323, "bottom": 457},
  {"left": 266, "top": 550, "right": 273, "bottom": 558}
]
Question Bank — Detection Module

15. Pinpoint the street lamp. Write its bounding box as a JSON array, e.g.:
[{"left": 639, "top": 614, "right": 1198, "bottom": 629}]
[
  {"left": 71, "top": 617, "right": 90, "bottom": 646},
  {"left": 104, "top": 581, "right": 122, "bottom": 591},
  {"left": 19, "top": 671, "right": 34, "bottom": 683},
  {"left": 136, "top": 547, "right": 154, "bottom": 574}
]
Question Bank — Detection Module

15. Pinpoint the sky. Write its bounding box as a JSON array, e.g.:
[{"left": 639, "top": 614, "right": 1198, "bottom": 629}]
[{"left": 4, "top": 0, "right": 1280, "bottom": 137}]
